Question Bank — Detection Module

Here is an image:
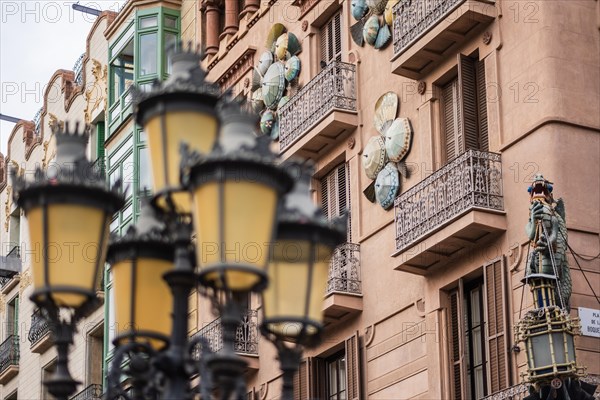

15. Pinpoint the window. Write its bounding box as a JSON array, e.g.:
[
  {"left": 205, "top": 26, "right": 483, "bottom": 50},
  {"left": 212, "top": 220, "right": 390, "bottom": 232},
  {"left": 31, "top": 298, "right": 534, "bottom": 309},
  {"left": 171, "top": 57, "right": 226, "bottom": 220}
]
[
  {"left": 6, "top": 296, "right": 18, "bottom": 339},
  {"left": 449, "top": 259, "right": 508, "bottom": 399},
  {"left": 8, "top": 207, "right": 20, "bottom": 255},
  {"left": 109, "top": 36, "right": 134, "bottom": 105},
  {"left": 87, "top": 323, "right": 104, "bottom": 387},
  {"left": 326, "top": 352, "right": 347, "bottom": 399},
  {"left": 441, "top": 54, "right": 488, "bottom": 163},
  {"left": 41, "top": 360, "right": 57, "bottom": 400},
  {"left": 320, "top": 12, "right": 342, "bottom": 65},
  {"left": 321, "top": 163, "right": 350, "bottom": 240},
  {"left": 294, "top": 332, "right": 361, "bottom": 400}
]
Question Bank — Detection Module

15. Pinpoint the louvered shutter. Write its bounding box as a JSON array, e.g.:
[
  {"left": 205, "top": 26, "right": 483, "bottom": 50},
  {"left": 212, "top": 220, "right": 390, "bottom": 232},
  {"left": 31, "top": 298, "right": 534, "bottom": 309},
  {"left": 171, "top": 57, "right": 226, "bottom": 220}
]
[
  {"left": 449, "top": 290, "right": 464, "bottom": 400},
  {"left": 320, "top": 12, "right": 342, "bottom": 64},
  {"left": 293, "top": 358, "right": 311, "bottom": 400},
  {"left": 483, "top": 258, "right": 509, "bottom": 393},
  {"left": 459, "top": 54, "right": 479, "bottom": 152},
  {"left": 442, "top": 79, "right": 459, "bottom": 162},
  {"left": 345, "top": 331, "right": 362, "bottom": 400},
  {"left": 321, "top": 163, "right": 350, "bottom": 240},
  {"left": 476, "top": 59, "right": 489, "bottom": 151},
  {"left": 311, "top": 357, "right": 327, "bottom": 399}
]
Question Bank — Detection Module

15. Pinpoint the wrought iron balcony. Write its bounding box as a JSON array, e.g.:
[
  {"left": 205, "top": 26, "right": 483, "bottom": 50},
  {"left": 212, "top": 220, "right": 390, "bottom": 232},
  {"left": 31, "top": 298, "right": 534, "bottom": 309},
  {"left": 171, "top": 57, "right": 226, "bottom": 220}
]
[
  {"left": 327, "top": 243, "right": 361, "bottom": 295},
  {"left": 482, "top": 375, "right": 600, "bottom": 399},
  {"left": 0, "top": 335, "right": 19, "bottom": 383},
  {"left": 191, "top": 309, "right": 258, "bottom": 359},
  {"left": 279, "top": 61, "right": 357, "bottom": 157},
  {"left": 394, "top": 150, "right": 505, "bottom": 272},
  {"left": 391, "top": 0, "right": 496, "bottom": 78},
  {"left": 0, "top": 245, "right": 20, "bottom": 293},
  {"left": 28, "top": 308, "right": 52, "bottom": 349},
  {"left": 6, "top": 245, "right": 19, "bottom": 258},
  {"left": 69, "top": 384, "right": 103, "bottom": 400}
]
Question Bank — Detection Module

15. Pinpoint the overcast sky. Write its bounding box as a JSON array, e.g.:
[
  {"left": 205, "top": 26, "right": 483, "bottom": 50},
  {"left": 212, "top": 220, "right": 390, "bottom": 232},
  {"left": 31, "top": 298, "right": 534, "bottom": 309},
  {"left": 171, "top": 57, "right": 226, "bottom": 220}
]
[{"left": 0, "top": 1, "right": 127, "bottom": 155}]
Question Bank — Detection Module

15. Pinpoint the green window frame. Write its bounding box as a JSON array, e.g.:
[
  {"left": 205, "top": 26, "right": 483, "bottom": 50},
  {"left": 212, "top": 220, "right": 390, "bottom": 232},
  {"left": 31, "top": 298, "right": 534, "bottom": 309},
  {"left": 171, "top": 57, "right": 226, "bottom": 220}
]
[{"left": 107, "top": 7, "right": 180, "bottom": 137}]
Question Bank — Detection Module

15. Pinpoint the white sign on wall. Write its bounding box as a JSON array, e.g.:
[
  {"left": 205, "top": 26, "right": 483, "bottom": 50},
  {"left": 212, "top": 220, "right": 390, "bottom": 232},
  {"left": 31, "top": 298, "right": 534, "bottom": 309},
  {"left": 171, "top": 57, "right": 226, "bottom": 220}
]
[{"left": 578, "top": 307, "right": 600, "bottom": 338}]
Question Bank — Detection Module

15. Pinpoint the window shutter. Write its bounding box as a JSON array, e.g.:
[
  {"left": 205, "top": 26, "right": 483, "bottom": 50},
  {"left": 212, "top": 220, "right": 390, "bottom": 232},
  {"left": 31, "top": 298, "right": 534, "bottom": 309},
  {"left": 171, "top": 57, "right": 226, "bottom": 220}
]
[
  {"left": 293, "top": 358, "right": 310, "bottom": 400},
  {"left": 345, "top": 331, "right": 362, "bottom": 400},
  {"left": 442, "top": 79, "right": 459, "bottom": 162},
  {"left": 321, "top": 177, "right": 329, "bottom": 219},
  {"left": 483, "top": 258, "right": 509, "bottom": 393},
  {"left": 459, "top": 54, "right": 479, "bottom": 152},
  {"left": 476, "top": 59, "right": 489, "bottom": 151},
  {"left": 449, "top": 290, "right": 464, "bottom": 400},
  {"left": 321, "top": 12, "right": 342, "bottom": 64},
  {"left": 310, "top": 357, "right": 327, "bottom": 399}
]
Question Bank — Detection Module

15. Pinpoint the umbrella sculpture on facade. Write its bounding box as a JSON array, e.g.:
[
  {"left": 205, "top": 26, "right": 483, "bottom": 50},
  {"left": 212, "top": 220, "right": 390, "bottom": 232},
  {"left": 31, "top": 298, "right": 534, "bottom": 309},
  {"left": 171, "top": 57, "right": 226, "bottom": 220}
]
[
  {"left": 252, "top": 24, "right": 303, "bottom": 140},
  {"left": 362, "top": 91, "right": 413, "bottom": 209},
  {"left": 350, "top": 0, "right": 393, "bottom": 49},
  {"left": 515, "top": 175, "right": 597, "bottom": 400}
]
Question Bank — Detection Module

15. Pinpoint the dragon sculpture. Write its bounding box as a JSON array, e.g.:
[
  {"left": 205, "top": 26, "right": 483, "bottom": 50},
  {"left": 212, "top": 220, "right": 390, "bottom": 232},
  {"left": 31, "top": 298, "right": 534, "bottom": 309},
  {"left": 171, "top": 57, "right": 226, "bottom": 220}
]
[{"left": 525, "top": 174, "right": 571, "bottom": 310}]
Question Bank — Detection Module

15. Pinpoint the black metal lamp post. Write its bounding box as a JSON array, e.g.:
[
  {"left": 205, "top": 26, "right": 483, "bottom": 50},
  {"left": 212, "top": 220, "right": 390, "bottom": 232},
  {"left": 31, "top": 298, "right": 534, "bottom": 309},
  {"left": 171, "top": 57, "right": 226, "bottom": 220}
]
[
  {"left": 12, "top": 124, "right": 124, "bottom": 400},
  {"left": 15, "top": 46, "right": 340, "bottom": 400},
  {"left": 260, "top": 162, "right": 346, "bottom": 400}
]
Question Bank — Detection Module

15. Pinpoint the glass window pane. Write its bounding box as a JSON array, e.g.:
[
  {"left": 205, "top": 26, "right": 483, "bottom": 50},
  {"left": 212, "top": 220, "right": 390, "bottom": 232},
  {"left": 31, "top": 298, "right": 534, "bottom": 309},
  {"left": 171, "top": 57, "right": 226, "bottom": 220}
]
[
  {"left": 328, "top": 361, "right": 337, "bottom": 396},
  {"left": 339, "top": 356, "right": 347, "bottom": 392},
  {"left": 110, "top": 217, "right": 119, "bottom": 233},
  {"left": 122, "top": 202, "right": 133, "bottom": 221},
  {"left": 165, "top": 32, "right": 178, "bottom": 74},
  {"left": 123, "top": 152, "right": 134, "bottom": 197},
  {"left": 472, "top": 326, "right": 482, "bottom": 365},
  {"left": 139, "top": 33, "right": 158, "bottom": 76},
  {"left": 470, "top": 287, "right": 481, "bottom": 325},
  {"left": 474, "top": 366, "right": 485, "bottom": 399},
  {"left": 140, "top": 15, "right": 157, "bottom": 28},
  {"left": 165, "top": 15, "right": 177, "bottom": 29},
  {"left": 138, "top": 147, "right": 153, "bottom": 192}
]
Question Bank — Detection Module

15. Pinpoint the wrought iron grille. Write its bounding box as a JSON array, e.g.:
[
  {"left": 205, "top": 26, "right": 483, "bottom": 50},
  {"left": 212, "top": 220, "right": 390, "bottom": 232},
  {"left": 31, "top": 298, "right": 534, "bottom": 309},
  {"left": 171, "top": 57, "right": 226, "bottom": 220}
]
[
  {"left": 33, "top": 107, "right": 43, "bottom": 134},
  {"left": 69, "top": 384, "right": 103, "bottom": 400},
  {"left": 191, "top": 309, "right": 258, "bottom": 360},
  {"left": 0, "top": 335, "right": 19, "bottom": 374},
  {"left": 73, "top": 52, "right": 86, "bottom": 86},
  {"left": 327, "top": 243, "right": 361, "bottom": 295},
  {"left": 393, "top": 0, "right": 488, "bottom": 57},
  {"left": 394, "top": 150, "right": 503, "bottom": 253},
  {"left": 278, "top": 61, "right": 357, "bottom": 152},
  {"left": 0, "top": 277, "right": 11, "bottom": 288},
  {"left": 28, "top": 308, "right": 52, "bottom": 346}
]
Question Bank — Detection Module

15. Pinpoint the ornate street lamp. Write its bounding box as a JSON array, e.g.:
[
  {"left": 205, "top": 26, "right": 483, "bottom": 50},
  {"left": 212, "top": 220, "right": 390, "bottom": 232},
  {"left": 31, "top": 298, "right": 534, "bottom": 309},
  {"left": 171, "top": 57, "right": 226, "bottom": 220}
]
[
  {"left": 12, "top": 124, "right": 124, "bottom": 400},
  {"left": 261, "top": 162, "right": 346, "bottom": 400},
  {"left": 134, "top": 49, "right": 220, "bottom": 214}
]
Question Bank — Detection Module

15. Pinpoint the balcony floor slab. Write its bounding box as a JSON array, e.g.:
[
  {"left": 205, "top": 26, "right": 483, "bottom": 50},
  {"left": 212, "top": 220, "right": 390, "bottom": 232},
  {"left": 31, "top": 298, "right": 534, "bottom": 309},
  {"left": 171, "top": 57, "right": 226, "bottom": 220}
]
[{"left": 393, "top": 209, "right": 506, "bottom": 274}]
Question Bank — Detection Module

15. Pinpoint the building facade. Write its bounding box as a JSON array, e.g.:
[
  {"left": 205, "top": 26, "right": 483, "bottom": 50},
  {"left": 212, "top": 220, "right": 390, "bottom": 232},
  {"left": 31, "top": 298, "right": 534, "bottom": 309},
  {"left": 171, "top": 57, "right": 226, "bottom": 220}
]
[{"left": 0, "top": 0, "right": 599, "bottom": 399}]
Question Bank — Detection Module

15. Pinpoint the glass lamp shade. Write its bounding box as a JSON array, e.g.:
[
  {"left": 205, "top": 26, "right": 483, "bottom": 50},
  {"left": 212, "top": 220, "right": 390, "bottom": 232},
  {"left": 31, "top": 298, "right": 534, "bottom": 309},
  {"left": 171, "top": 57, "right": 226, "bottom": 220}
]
[
  {"left": 26, "top": 201, "right": 111, "bottom": 308},
  {"left": 262, "top": 220, "right": 344, "bottom": 346},
  {"left": 189, "top": 160, "right": 291, "bottom": 293},
  {"left": 262, "top": 238, "right": 333, "bottom": 344},
  {"left": 109, "top": 255, "right": 173, "bottom": 350},
  {"left": 140, "top": 103, "right": 219, "bottom": 213}
]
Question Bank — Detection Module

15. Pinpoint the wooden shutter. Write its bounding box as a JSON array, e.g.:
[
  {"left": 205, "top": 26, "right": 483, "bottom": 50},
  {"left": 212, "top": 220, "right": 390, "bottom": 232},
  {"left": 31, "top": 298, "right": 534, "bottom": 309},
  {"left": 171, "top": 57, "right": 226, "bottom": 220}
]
[
  {"left": 310, "top": 357, "right": 327, "bottom": 399},
  {"left": 449, "top": 289, "right": 464, "bottom": 400},
  {"left": 459, "top": 54, "right": 479, "bottom": 152},
  {"left": 476, "top": 59, "right": 489, "bottom": 151},
  {"left": 345, "top": 331, "right": 362, "bottom": 400},
  {"left": 483, "top": 258, "right": 509, "bottom": 393},
  {"left": 442, "top": 79, "right": 460, "bottom": 162},
  {"left": 321, "top": 163, "right": 350, "bottom": 240},
  {"left": 320, "top": 12, "right": 342, "bottom": 64},
  {"left": 293, "top": 358, "right": 311, "bottom": 400}
]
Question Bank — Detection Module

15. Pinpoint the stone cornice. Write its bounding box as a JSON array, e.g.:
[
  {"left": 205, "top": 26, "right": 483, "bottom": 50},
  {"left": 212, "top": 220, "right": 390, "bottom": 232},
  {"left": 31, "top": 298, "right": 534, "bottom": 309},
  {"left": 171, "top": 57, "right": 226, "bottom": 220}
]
[{"left": 215, "top": 47, "right": 256, "bottom": 92}]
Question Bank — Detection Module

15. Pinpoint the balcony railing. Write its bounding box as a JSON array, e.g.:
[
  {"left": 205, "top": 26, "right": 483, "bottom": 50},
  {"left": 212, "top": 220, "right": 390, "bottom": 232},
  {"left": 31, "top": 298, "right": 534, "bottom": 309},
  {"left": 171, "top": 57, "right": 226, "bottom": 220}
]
[
  {"left": 327, "top": 243, "right": 361, "bottom": 295},
  {"left": 73, "top": 52, "right": 86, "bottom": 86},
  {"left": 6, "top": 245, "right": 19, "bottom": 258},
  {"left": 394, "top": 150, "right": 503, "bottom": 253},
  {"left": 482, "top": 375, "right": 600, "bottom": 400},
  {"left": 0, "top": 335, "right": 19, "bottom": 374},
  {"left": 28, "top": 308, "right": 52, "bottom": 346},
  {"left": 69, "top": 384, "right": 103, "bottom": 400},
  {"left": 393, "top": 0, "right": 464, "bottom": 56},
  {"left": 191, "top": 309, "right": 258, "bottom": 359},
  {"left": 279, "top": 61, "right": 357, "bottom": 152}
]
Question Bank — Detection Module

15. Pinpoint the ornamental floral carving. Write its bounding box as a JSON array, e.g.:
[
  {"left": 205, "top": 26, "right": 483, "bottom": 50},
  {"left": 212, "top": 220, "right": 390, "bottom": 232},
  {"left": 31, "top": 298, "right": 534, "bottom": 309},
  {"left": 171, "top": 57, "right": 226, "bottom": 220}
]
[
  {"left": 19, "top": 270, "right": 32, "bottom": 295},
  {"left": 84, "top": 59, "right": 108, "bottom": 124}
]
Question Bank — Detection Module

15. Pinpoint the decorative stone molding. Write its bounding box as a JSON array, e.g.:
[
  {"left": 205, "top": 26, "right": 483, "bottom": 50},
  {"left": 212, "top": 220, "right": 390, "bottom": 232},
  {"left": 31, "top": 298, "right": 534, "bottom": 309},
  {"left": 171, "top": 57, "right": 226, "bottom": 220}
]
[
  {"left": 292, "top": 0, "right": 319, "bottom": 19},
  {"left": 22, "top": 120, "right": 41, "bottom": 160},
  {"left": 48, "top": 113, "right": 65, "bottom": 133},
  {"left": 259, "top": 383, "right": 268, "bottom": 400},
  {"left": 0, "top": 154, "right": 5, "bottom": 191},
  {"left": 216, "top": 48, "right": 256, "bottom": 92},
  {"left": 364, "top": 324, "right": 376, "bottom": 347},
  {"left": 4, "top": 186, "right": 11, "bottom": 232},
  {"left": 0, "top": 293, "right": 5, "bottom": 313},
  {"left": 19, "top": 270, "right": 32, "bottom": 295},
  {"left": 84, "top": 59, "right": 108, "bottom": 124}
]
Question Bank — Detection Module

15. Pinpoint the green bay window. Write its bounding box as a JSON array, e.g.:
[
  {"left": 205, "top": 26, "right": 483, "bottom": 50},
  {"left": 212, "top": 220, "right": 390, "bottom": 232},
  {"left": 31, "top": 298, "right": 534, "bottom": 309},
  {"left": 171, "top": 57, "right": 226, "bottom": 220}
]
[{"left": 107, "top": 7, "right": 180, "bottom": 137}]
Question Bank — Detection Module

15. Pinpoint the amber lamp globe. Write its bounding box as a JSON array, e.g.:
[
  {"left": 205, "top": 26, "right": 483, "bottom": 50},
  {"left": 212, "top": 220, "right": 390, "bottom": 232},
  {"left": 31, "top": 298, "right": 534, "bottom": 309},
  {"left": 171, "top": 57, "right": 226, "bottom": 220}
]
[
  {"left": 261, "top": 163, "right": 346, "bottom": 346},
  {"left": 13, "top": 125, "right": 124, "bottom": 314},
  {"left": 184, "top": 100, "right": 293, "bottom": 293},
  {"left": 134, "top": 49, "right": 220, "bottom": 214},
  {"left": 106, "top": 204, "right": 174, "bottom": 350}
]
